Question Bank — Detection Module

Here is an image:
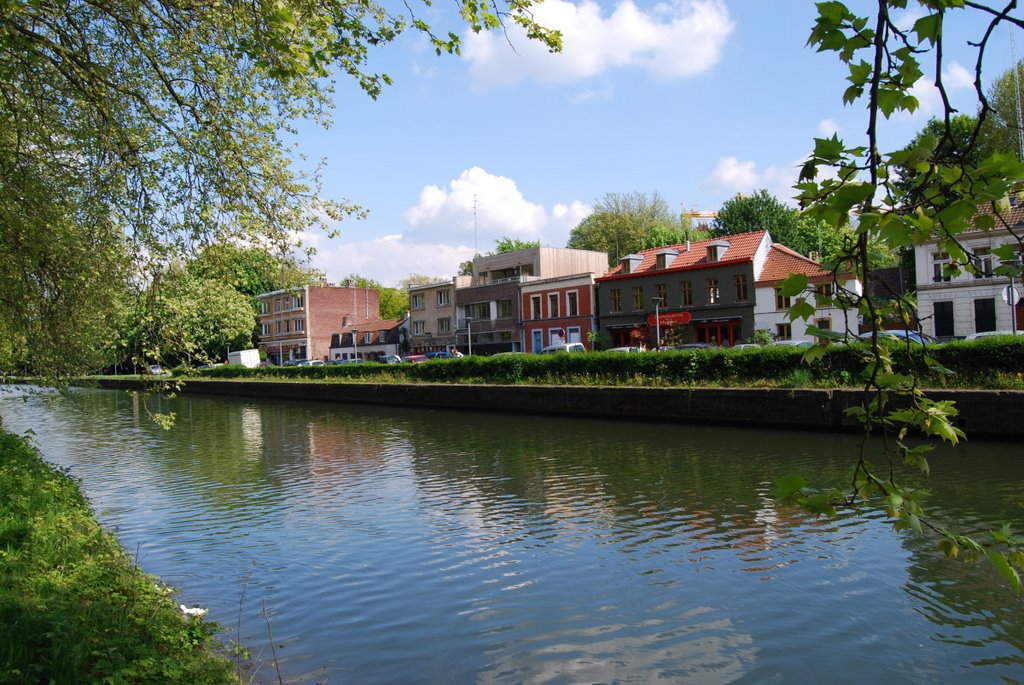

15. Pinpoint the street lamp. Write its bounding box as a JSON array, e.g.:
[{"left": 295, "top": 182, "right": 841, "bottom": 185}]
[
  {"left": 352, "top": 328, "right": 359, "bottom": 361},
  {"left": 652, "top": 296, "right": 663, "bottom": 350},
  {"left": 466, "top": 316, "right": 473, "bottom": 356}
]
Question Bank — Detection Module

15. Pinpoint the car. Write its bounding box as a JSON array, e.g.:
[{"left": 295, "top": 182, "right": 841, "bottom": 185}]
[
  {"left": 673, "top": 343, "right": 711, "bottom": 350},
  {"left": 607, "top": 346, "right": 643, "bottom": 353},
  {"left": 379, "top": 355, "right": 402, "bottom": 364},
  {"left": 328, "top": 358, "right": 363, "bottom": 365},
  {"left": 146, "top": 364, "right": 167, "bottom": 375},
  {"left": 731, "top": 343, "right": 761, "bottom": 350},
  {"left": 403, "top": 354, "right": 429, "bottom": 363},
  {"left": 540, "top": 342, "right": 586, "bottom": 354},
  {"left": 299, "top": 359, "right": 325, "bottom": 366},
  {"left": 425, "top": 351, "right": 451, "bottom": 360},
  {"left": 857, "top": 329, "right": 933, "bottom": 345},
  {"left": 963, "top": 330, "right": 1023, "bottom": 340},
  {"left": 770, "top": 339, "right": 814, "bottom": 347}
]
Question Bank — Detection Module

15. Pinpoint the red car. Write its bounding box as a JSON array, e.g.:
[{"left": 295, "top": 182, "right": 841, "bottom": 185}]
[{"left": 403, "top": 354, "right": 429, "bottom": 363}]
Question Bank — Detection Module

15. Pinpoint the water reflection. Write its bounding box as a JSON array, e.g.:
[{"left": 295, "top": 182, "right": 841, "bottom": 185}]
[{"left": 1, "top": 386, "right": 1022, "bottom": 684}]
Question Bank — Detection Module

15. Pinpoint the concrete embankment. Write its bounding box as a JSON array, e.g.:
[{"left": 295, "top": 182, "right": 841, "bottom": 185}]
[{"left": 94, "top": 378, "right": 1024, "bottom": 440}]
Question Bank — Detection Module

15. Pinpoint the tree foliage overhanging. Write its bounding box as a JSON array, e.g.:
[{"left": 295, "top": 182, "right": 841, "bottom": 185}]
[{"left": 0, "top": 0, "right": 561, "bottom": 375}]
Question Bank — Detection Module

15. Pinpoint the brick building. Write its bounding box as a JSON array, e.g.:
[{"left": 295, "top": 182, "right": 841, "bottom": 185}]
[{"left": 257, "top": 285, "right": 380, "bottom": 363}]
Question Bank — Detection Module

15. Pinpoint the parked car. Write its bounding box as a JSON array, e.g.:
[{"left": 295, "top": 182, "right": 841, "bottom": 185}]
[
  {"left": 425, "top": 351, "right": 451, "bottom": 360},
  {"left": 282, "top": 359, "right": 305, "bottom": 366},
  {"left": 770, "top": 339, "right": 814, "bottom": 347},
  {"left": 607, "top": 346, "right": 643, "bottom": 353},
  {"left": 540, "top": 342, "right": 586, "bottom": 354},
  {"left": 299, "top": 359, "right": 325, "bottom": 366},
  {"left": 857, "top": 329, "right": 933, "bottom": 345},
  {"left": 964, "top": 330, "right": 1023, "bottom": 340},
  {"left": 328, "top": 358, "right": 363, "bottom": 365},
  {"left": 403, "top": 354, "right": 429, "bottom": 363},
  {"left": 146, "top": 364, "right": 167, "bottom": 375},
  {"left": 379, "top": 355, "right": 402, "bottom": 364},
  {"left": 673, "top": 343, "right": 711, "bottom": 350}
]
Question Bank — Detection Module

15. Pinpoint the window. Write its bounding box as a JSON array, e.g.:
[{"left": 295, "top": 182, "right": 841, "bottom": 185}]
[
  {"left": 438, "top": 318, "right": 452, "bottom": 333},
  {"left": 815, "top": 283, "right": 833, "bottom": 307},
  {"left": 260, "top": 323, "right": 270, "bottom": 336},
  {"left": 412, "top": 320, "right": 425, "bottom": 335},
  {"left": 294, "top": 318, "right": 305, "bottom": 332},
  {"left": 734, "top": 275, "right": 748, "bottom": 302},
  {"left": 934, "top": 301, "right": 954, "bottom": 338},
  {"left": 466, "top": 302, "right": 489, "bottom": 319},
  {"left": 531, "top": 296, "right": 542, "bottom": 319},
  {"left": 974, "top": 298, "right": 996, "bottom": 333},
  {"left": 497, "top": 299, "right": 513, "bottom": 318},
  {"left": 776, "top": 323, "right": 792, "bottom": 340},
  {"left": 814, "top": 317, "right": 832, "bottom": 335},
  {"left": 567, "top": 291, "right": 579, "bottom": 316},
  {"left": 932, "top": 252, "right": 951, "bottom": 282},
  {"left": 276, "top": 321, "right": 282, "bottom": 334},
  {"left": 681, "top": 281, "right": 692, "bottom": 306},
  {"left": 549, "top": 293, "right": 560, "bottom": 318},
  {"left": 284, "top": 320, "right": 291, "bottom": 333},
  {"left": 632, "top": 286, "right": 644, "bottom": 310},
  {"left": 364, "top": 332, "right": 373, "bottom": 344},
  {"left": 437, "top": 289, "right": 451, "bottom": 306},
  {"left": 259, "top": 301, "right": 268, "bottom": 315},
  {"left": 411, "top": 293, "right": 425, "bottom": 309},
  {"left": 706, "top": 278, "right": 720, "bottom": 304},
  {"left": 611, "top": 289, "right": 622, "bottom": 312},
  {"left": 775, "top": 287, "right": 791, "bottom": 311},
  {"left": 274, "top": 298, "right": 282, "bottom": 312},
  {"left": 655, "top": 283, "right": 667, "bottom": 306},
  {"left": 567, "top": 326, "right": 582, "bottom": 343},
  {"left": 973, "top": 248, "right": 994, "bottom": 278},
  {"left": 293, "top": 294, "right": 303, "bottom": 309}
]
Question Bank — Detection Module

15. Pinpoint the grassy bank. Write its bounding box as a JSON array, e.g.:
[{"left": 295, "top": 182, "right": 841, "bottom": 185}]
[{"left": 0, "top": 429, "right": 237, "bottom": 684}]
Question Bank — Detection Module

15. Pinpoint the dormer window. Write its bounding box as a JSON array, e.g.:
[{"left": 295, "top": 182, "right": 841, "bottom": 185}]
[
  {"left": 620, "top": 254, "right": 643, "bottom": 274},
  {"left": 655, "top": 249, "right": 680, "bottom": 270},
  {"left": 706, "top": 240, "right": 731, "bottom": 262}
]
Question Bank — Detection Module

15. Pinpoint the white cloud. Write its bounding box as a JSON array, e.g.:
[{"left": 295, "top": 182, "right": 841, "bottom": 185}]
[
  {"left": 463, "top": 0, "right": 734, "bottom": 89},
  {"left": 817, "top": 118, "right": 840, "bottom": 137},
  {"left": 305, "top": 167, "right": 593, "bottom": 287},
  {"left": 905, "top": 60, "right": 975, "bottom": 119},
  {"left": 706, "top": 156, "right": 802, "bottom": 205},
  {"left": 403, "top": 166, "right": 571, "bottom": 246},
  {"left": 307, "top": 234, "right": 475, "bottom": 288}
]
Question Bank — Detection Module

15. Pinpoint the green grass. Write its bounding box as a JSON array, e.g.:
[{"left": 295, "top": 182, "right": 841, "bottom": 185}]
[{"left": 0, "top": 429, "right": 238, "bottom": 684}]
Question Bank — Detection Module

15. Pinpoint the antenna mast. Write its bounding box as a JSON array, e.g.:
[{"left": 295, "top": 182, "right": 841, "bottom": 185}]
[
  {"left": 1011, "top": 28, "right": 1024, "bottom": 160},
  {"left": 473, "top": 193, "right": 479, "bottom": 257}
]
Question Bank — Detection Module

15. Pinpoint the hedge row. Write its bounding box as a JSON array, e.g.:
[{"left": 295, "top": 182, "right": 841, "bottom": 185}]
[{"left": 192, "top": 337, "right": 1024, "bottom": 388}]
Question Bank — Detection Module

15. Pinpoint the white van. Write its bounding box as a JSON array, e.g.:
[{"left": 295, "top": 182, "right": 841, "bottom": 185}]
[{"left": 540, "top": 342, "right": 586, "bottom": 354}]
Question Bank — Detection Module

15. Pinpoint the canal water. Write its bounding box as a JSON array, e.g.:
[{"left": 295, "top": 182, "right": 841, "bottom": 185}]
[{"left": 2, "top": 386, "right": 1023, "bottom": 683}]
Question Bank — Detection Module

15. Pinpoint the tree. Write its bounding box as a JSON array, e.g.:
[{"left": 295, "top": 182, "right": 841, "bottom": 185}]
[
  {"left": 141, "top": 269, "right": 256, "bottom": 366},
  {"left": 790, "top": 0, "right": 1024, "bottom": 590},
  {"left": 343, "top": 274, "right": 408, "bottom": 320},
  {"left": 567, "top": 192, "right": 685, "bottom": 266},
  {"left": 0, "top": 0, "right": 560, "bottom": 376},
  {"left": 980, "top": 60, "right": 1024, "bottom": 161},
  {"left": 714, "top": 189, "right": 801, "bottom": 248},
  {"left": 489, "top": 237, "right": 540, "bottom": 254},
  {"left": 458, "top": 261, "right": 474, "bottom": 276}
]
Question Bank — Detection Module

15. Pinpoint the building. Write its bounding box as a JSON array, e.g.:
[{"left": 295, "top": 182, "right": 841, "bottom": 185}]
[
  {"left": 329, "top": 318, "right": 407, "bottom": 361},
  {"left": 257, "top": 285, "right": 380, "bottom": 363},
  {"left": 521, "top": 273, "right": 601, "bottom": 352},
  {"left": 595, "top": 231, "right": 773, "bottom": 347},
  {"left": 754, "top": 244, "right": 862, "bottom": 341},
  {"left": 913, "top": 200, "right": 1024, "bottom": 339},
  {"left": 456, "top": 246, "right": 609, "bottom": 354},
  {"left": 408, "top": 276, "right": 470, "bottom": 355}
]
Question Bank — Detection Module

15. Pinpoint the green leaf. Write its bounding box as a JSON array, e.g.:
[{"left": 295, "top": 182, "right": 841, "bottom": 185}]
[
  {"left": 988, "top": 550, "right": 1023, "bottom": 594},
  {"left": 774, "top": 475, "right": 806, "bottom": 500},
  {"left": 779, "top": 273, "right": 809, "bottom": 297}
]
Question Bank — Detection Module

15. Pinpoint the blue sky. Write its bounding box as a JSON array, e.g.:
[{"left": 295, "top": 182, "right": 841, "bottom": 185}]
[{"left": 293, "top": 0, "right": 1020, "bottom": 287}]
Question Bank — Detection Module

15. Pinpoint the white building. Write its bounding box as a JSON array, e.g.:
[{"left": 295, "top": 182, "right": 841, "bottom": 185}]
[
  {"left": 754, "top": 244, "right": 862, "bottom": 342},
  {"left": 914, "top": 201, "right": 1024, "bottom": 339}
]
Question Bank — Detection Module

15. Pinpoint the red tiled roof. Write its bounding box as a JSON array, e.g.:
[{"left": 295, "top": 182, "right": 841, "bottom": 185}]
[
  {"left": 757, "top": 244, "right": 833, "bottom": 285},
  {"left": 596, "top": 230, "right": 768, "bottom": 281},
  {"left": 970, "top": 197, "right": 1024, "bottom": 232}
]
